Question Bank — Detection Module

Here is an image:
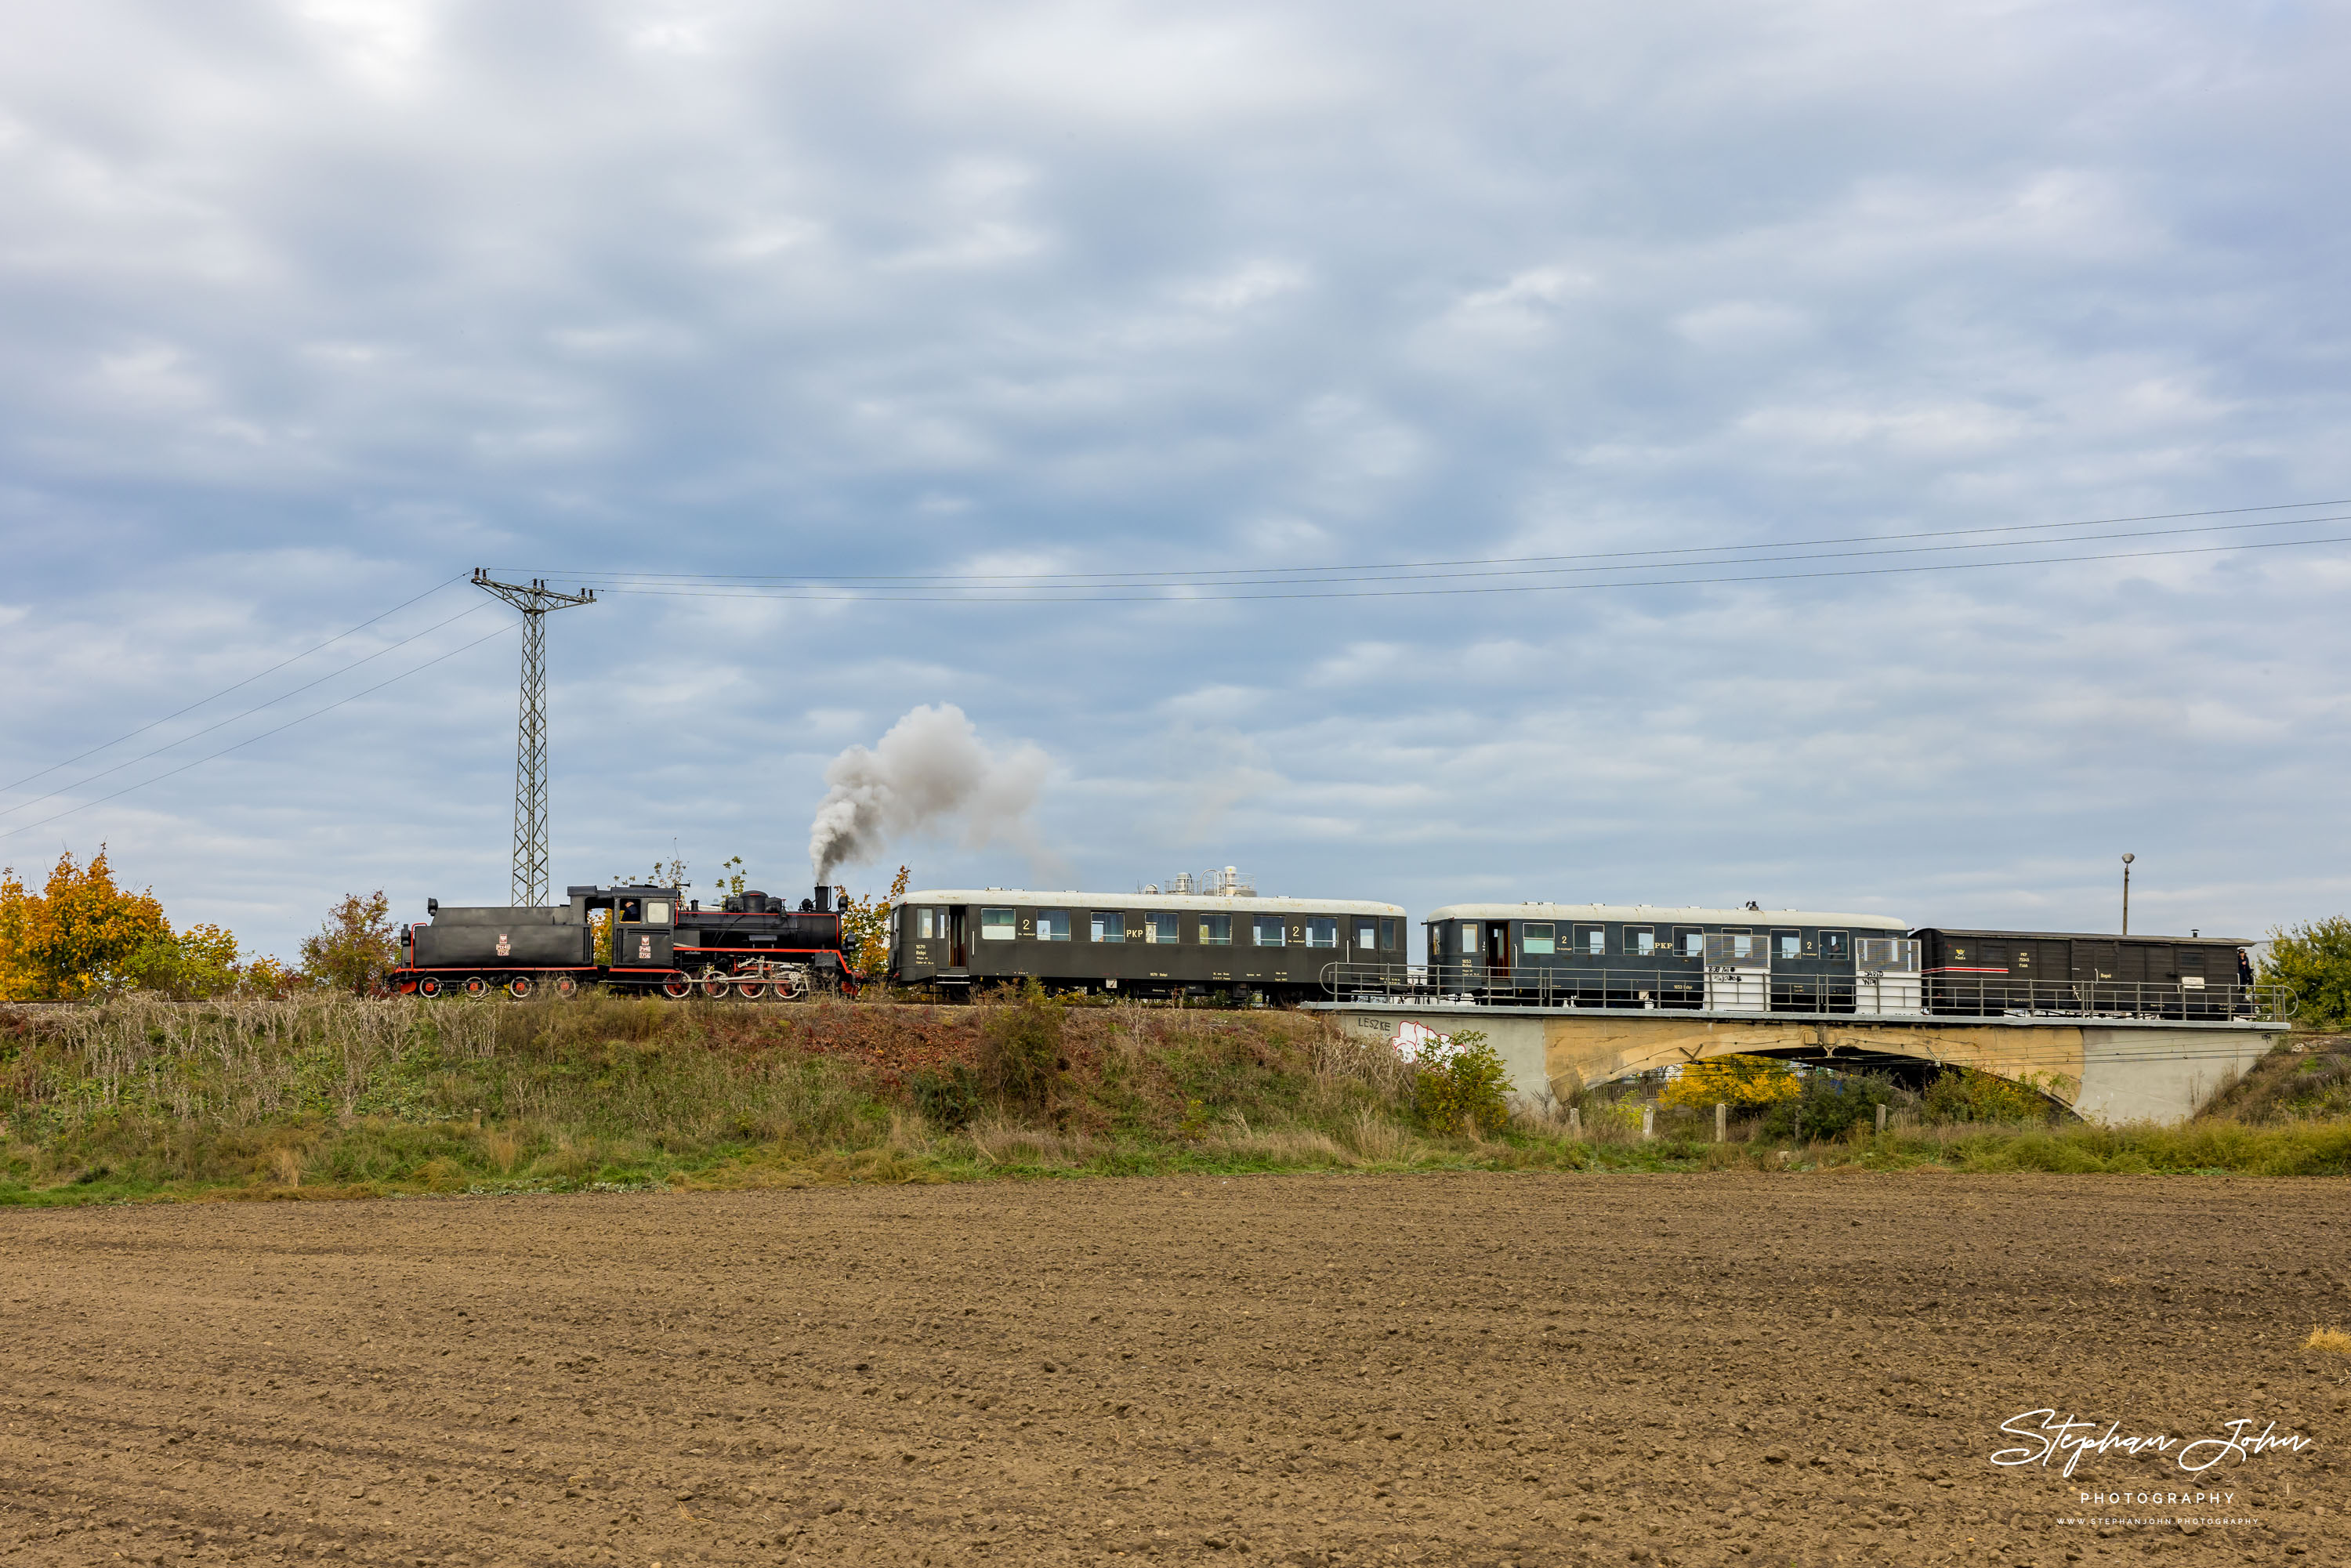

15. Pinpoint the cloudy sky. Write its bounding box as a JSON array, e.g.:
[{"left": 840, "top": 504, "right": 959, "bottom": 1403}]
[{"left": 2, "top": 0, "right": 2347, "bottom": 961}]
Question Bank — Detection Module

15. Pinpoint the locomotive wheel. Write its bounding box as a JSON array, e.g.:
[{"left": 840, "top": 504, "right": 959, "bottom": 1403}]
[
  {"left": 509, "top": 976, "right": 534, "bottom": 1000},
  {"left": 774, "top": 972, "right": 806, "bottom": 1001},
  {"left": 700, "top": 976, "right": 731, "bottom": 999},
  {"left": 462, "top": 976, "right": 488, "bottom": 998},
  {"left": 553, "top": 975, "right": 578, "bottom": 998},
  {"left": 734, "top": 980, "right": 770, "bottom": 1000},
  {"left": 661, "top": 976, "right": 694, "bottom": 1000},
  {"left": 417, "top": 976, "right": 443, "bottom": 998}
]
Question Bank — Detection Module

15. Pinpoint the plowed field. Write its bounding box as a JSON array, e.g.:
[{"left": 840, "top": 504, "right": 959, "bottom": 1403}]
[{"left": 3, "top": 1175, "right": 2345, "bottom": 1566}]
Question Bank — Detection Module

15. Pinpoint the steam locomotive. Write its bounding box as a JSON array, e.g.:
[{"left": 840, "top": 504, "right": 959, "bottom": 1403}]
[{"left": 389, "top": 882, "right": 854, "bottom": 999}]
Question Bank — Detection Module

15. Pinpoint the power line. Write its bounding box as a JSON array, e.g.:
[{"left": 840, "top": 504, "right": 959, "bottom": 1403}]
[
  {"left": 560, "top": 511, "right": 2351, "bottom": 598},
  {"left": 502, "top": 497, "right": 2351, "bottom": 589},
  {"left": 0, "top": 623, "right": 515, "bottom": 846},
  {"left": 0, "top": 602, "right": 496, "bottom": 826},
  {"left": 0, "top": 574, "right": 467, "bottom": 797},
  {"left": 549, "top": 531, "right": 2351, "bottom": 604}
]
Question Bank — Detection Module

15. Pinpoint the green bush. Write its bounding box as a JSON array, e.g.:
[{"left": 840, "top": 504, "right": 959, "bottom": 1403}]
[
  {"left": 1922, "top": 1066, "right": 2057, "bottom": 1124},
  {"left": 979, "top": 980, "right": 1064, "bottom": 1109},
  {"left": 1411, "top": 1030, "right": 1512, "bottom": 1136},
  {"left": 910, "top": 1064, "right": 982, "bottom": 1130},
  {"left": 1755, "top": 1071, "right": 1899, "bottom": 1142},
  {"left": 2262, "top": 916, "right": 2351, "bottom": 1031}
]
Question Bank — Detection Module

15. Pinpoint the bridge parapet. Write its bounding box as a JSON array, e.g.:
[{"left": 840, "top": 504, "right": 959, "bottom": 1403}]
[{"left": 1302, "top": 1003, "right": 2288, "bottom": 1127}]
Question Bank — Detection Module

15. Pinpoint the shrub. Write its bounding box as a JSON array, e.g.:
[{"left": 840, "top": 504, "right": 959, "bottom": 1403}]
[
  {"left": 1922, "top": 1066, "right": 2057, "bottom": 1124},
  {"left": 1755, "top": 1071, "right": 1900, "bottom": 1142},
  {"left": 911, "top": 1064, "right": 982, "bottom": 1130},
  {"left": 979, "top": 980, "right": 1064, "bottom": 1109},
  {"left": 1662, "top": 1054, "right": 1799, "bottom": 1109},
  {"left": 299, "top": 891, "right": 399, "bottom": 997},
  {"left": 1410, "top": 1029, "right": 1512, "bottom": 1136}
]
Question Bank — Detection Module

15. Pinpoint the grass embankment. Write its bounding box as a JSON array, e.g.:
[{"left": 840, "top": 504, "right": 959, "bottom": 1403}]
[{"left": 2, "top": 998, "right": 2349, "bottom": 1205}]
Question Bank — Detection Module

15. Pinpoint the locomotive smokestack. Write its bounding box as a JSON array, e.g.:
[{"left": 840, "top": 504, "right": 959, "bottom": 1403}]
[{"left": 813, "top": 885, "right": 831, "bottom": 913}]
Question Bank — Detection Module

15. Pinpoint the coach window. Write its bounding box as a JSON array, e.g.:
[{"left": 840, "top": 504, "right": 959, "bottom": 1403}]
[
  {"left": 1254, "top": 915, "right": 1287, "bottom": 947},
  {"left": 1149, "top": 913, "right": 1181, "bottom": 944},
  {"left": 980, "top": 907, "right": 1015, "bottom": 941},
  {"left": 1677, "top": 927, "right": 1704, "bottom": 958},
  {"left": 1523, "top": 922, "right": 1556, "bottom": 954},
  {"left": 914, "top": 908, "right": 934, "bottom": 940},
  {"left": 1038, "top": 910, "right": 1070, "bottom": 942},
  {"left": 1627, "top": 925, "right": 1656, "bottom": 957},
  {"left": 1303, "top": 917, "right": 1338, "bottom": 948},
  {"left": 1774, "top": 929, "right": 1801, "bottom": 960},
  {"left": 1090, "top": 911, "right": 1126, "bottom": 943},
  {"left": 1199, "top": 914, "right": 1232, "bottom": 946},
  {"left": 1356, "top": 920, "right": 1378, "bottom": 950},
  {"left": 1460, "top": 921, "right": 1478, "bottom": 954},
  {"left": 1380, "top": 918, "right": 1400, "bottom": 950},
  {"left": 1572, "top": 923, "right": 1604, "bottom": 956},
  {"left": 1819, "top": 929, "right": 1848, "bottom": 961}
]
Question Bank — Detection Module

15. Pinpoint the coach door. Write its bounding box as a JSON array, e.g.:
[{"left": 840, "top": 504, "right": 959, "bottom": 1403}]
[
  {"left": 948, "top": 906, "right": 968, "bottom": 969},
  {"left": 1485, "top": 922, "right": 1512, "bottom": 980},
  {"left": 2073, "top": 940, "right": 2119, "bottom": 1012}
]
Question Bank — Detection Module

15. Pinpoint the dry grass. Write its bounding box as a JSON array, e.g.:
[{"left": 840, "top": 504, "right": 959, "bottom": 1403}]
[
  {"left": 963, "top": 1117, "right": 1103, "bottom": 1169},
  {"left": 1212, "top": 1127, "right": 1353, "bottom": 1166},
  {"left": 2306, "top": 1326, "right": 2351, "bottom": 1356},
  {"left": 1339, "top": 1110, "right": 1417, "bottom": 1164}
]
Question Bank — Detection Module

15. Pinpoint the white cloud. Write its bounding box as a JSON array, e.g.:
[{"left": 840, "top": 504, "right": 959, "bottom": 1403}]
[{"left": 0, "top": 0, "right": 2345, "bottom": 954}]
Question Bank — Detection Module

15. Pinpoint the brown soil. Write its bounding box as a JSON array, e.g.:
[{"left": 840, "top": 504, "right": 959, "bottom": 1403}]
[{"left": 2, "top": 1175, "right": 2345, "bottom": 1567}]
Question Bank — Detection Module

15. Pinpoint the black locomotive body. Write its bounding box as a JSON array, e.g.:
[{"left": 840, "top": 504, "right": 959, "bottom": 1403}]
[
  {"left": 889, "top": 887, "right": 1407, "bottom": 1002},
  {"left": 1913, "top": 927, "right": 2255, "bottom": 1018},
  {"left": 391, "top": 882, "right": 853, "bottom": 1000},
  {"left": 1414, "top": 903, "right": 1918, "bottom": 1012}
]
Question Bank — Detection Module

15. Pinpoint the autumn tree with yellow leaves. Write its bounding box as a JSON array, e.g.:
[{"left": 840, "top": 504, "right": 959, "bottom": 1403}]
[
  {"left": 0, "top": 847, "right": 249, "bottom": 1001},
  {"left": 836, "top": 865, "right": 909, "bottom": 980},
  {"left": 1659, "top": 1052, "right": 1802, "bottom": 1109}
]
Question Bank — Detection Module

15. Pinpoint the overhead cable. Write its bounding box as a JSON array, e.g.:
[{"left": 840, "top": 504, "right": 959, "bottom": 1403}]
[
  {"left": 0, "top": 574, "right": 467, "bottom": 796},
  {"left": 537, "top": 531, "right": 2351, "bottom": 604},
  {"left": 0, "top": 624, "right": 515, "bottom": 845},
  {"left": 0, "top": 602, "right": 497, "bottom": 825}
]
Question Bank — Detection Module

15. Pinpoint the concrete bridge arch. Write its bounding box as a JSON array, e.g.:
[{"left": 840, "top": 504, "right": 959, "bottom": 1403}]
[{"left": 1315, "top": 1005, "right": 2284, "bottom": 1126}]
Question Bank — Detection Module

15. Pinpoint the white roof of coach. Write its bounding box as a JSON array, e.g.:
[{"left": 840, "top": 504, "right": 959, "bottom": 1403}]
[
  {"left": 904, "top": 889, "right": 1405, "bottom": 917},
  {"left": 1426, "top": 903, "right": 1908, "bottom": 930}
]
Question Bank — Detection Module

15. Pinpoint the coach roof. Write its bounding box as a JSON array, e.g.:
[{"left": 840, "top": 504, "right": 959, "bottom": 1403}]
[
  {"left": 903, "top": 889, "right": 1405, "bottom": 916},
  {"left": 1427, "top": 903, "right": 1908, "bottom": 930}
]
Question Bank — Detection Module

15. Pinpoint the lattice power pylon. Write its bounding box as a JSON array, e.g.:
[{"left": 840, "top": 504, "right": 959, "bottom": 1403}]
[{"left": 473, "top": 569, "right": 596, "bottom": 905}]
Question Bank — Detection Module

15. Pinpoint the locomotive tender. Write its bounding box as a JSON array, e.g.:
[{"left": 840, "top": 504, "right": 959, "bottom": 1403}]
[{"left": 391, "top": 882, "right": 853, "bottom": 999}]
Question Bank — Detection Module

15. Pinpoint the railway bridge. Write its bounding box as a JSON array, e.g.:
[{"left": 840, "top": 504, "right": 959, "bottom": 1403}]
[{"left": 1304, "top": 1002, "right": 2287, "bottom": 1125}]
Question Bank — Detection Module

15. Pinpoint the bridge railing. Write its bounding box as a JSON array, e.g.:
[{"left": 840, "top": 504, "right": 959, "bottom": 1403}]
[{"left": 1320, "top": 961, "right": 2291, "bottom": 1023}]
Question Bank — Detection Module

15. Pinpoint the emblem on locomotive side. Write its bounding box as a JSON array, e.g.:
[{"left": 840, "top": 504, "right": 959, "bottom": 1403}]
[
  {"left": 496, "top": 933, "right": 511, "bottom": 957},
  {"left": 637, "top": 935, "right": 652, "bottom": 960}
]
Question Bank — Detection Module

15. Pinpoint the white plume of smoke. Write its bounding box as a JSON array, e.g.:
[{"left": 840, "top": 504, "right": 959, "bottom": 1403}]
[{"left": 808, "top": 704, "right": 1054, "bottom": 885}]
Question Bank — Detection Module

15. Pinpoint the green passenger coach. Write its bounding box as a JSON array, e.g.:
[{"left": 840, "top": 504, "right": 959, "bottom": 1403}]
[{"left": 890, "top": 888, "right": 1407, "bottom": 1002}]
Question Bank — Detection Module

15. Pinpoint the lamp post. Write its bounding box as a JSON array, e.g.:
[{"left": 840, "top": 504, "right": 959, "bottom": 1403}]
[{"left": 2121, "top": 853, "right": 2134, "bottom": 936}]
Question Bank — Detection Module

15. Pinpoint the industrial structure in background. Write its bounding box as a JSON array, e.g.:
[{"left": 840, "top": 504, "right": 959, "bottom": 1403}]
[{"left": 472, "top": 570, "right": 596, "bottom": 904}]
